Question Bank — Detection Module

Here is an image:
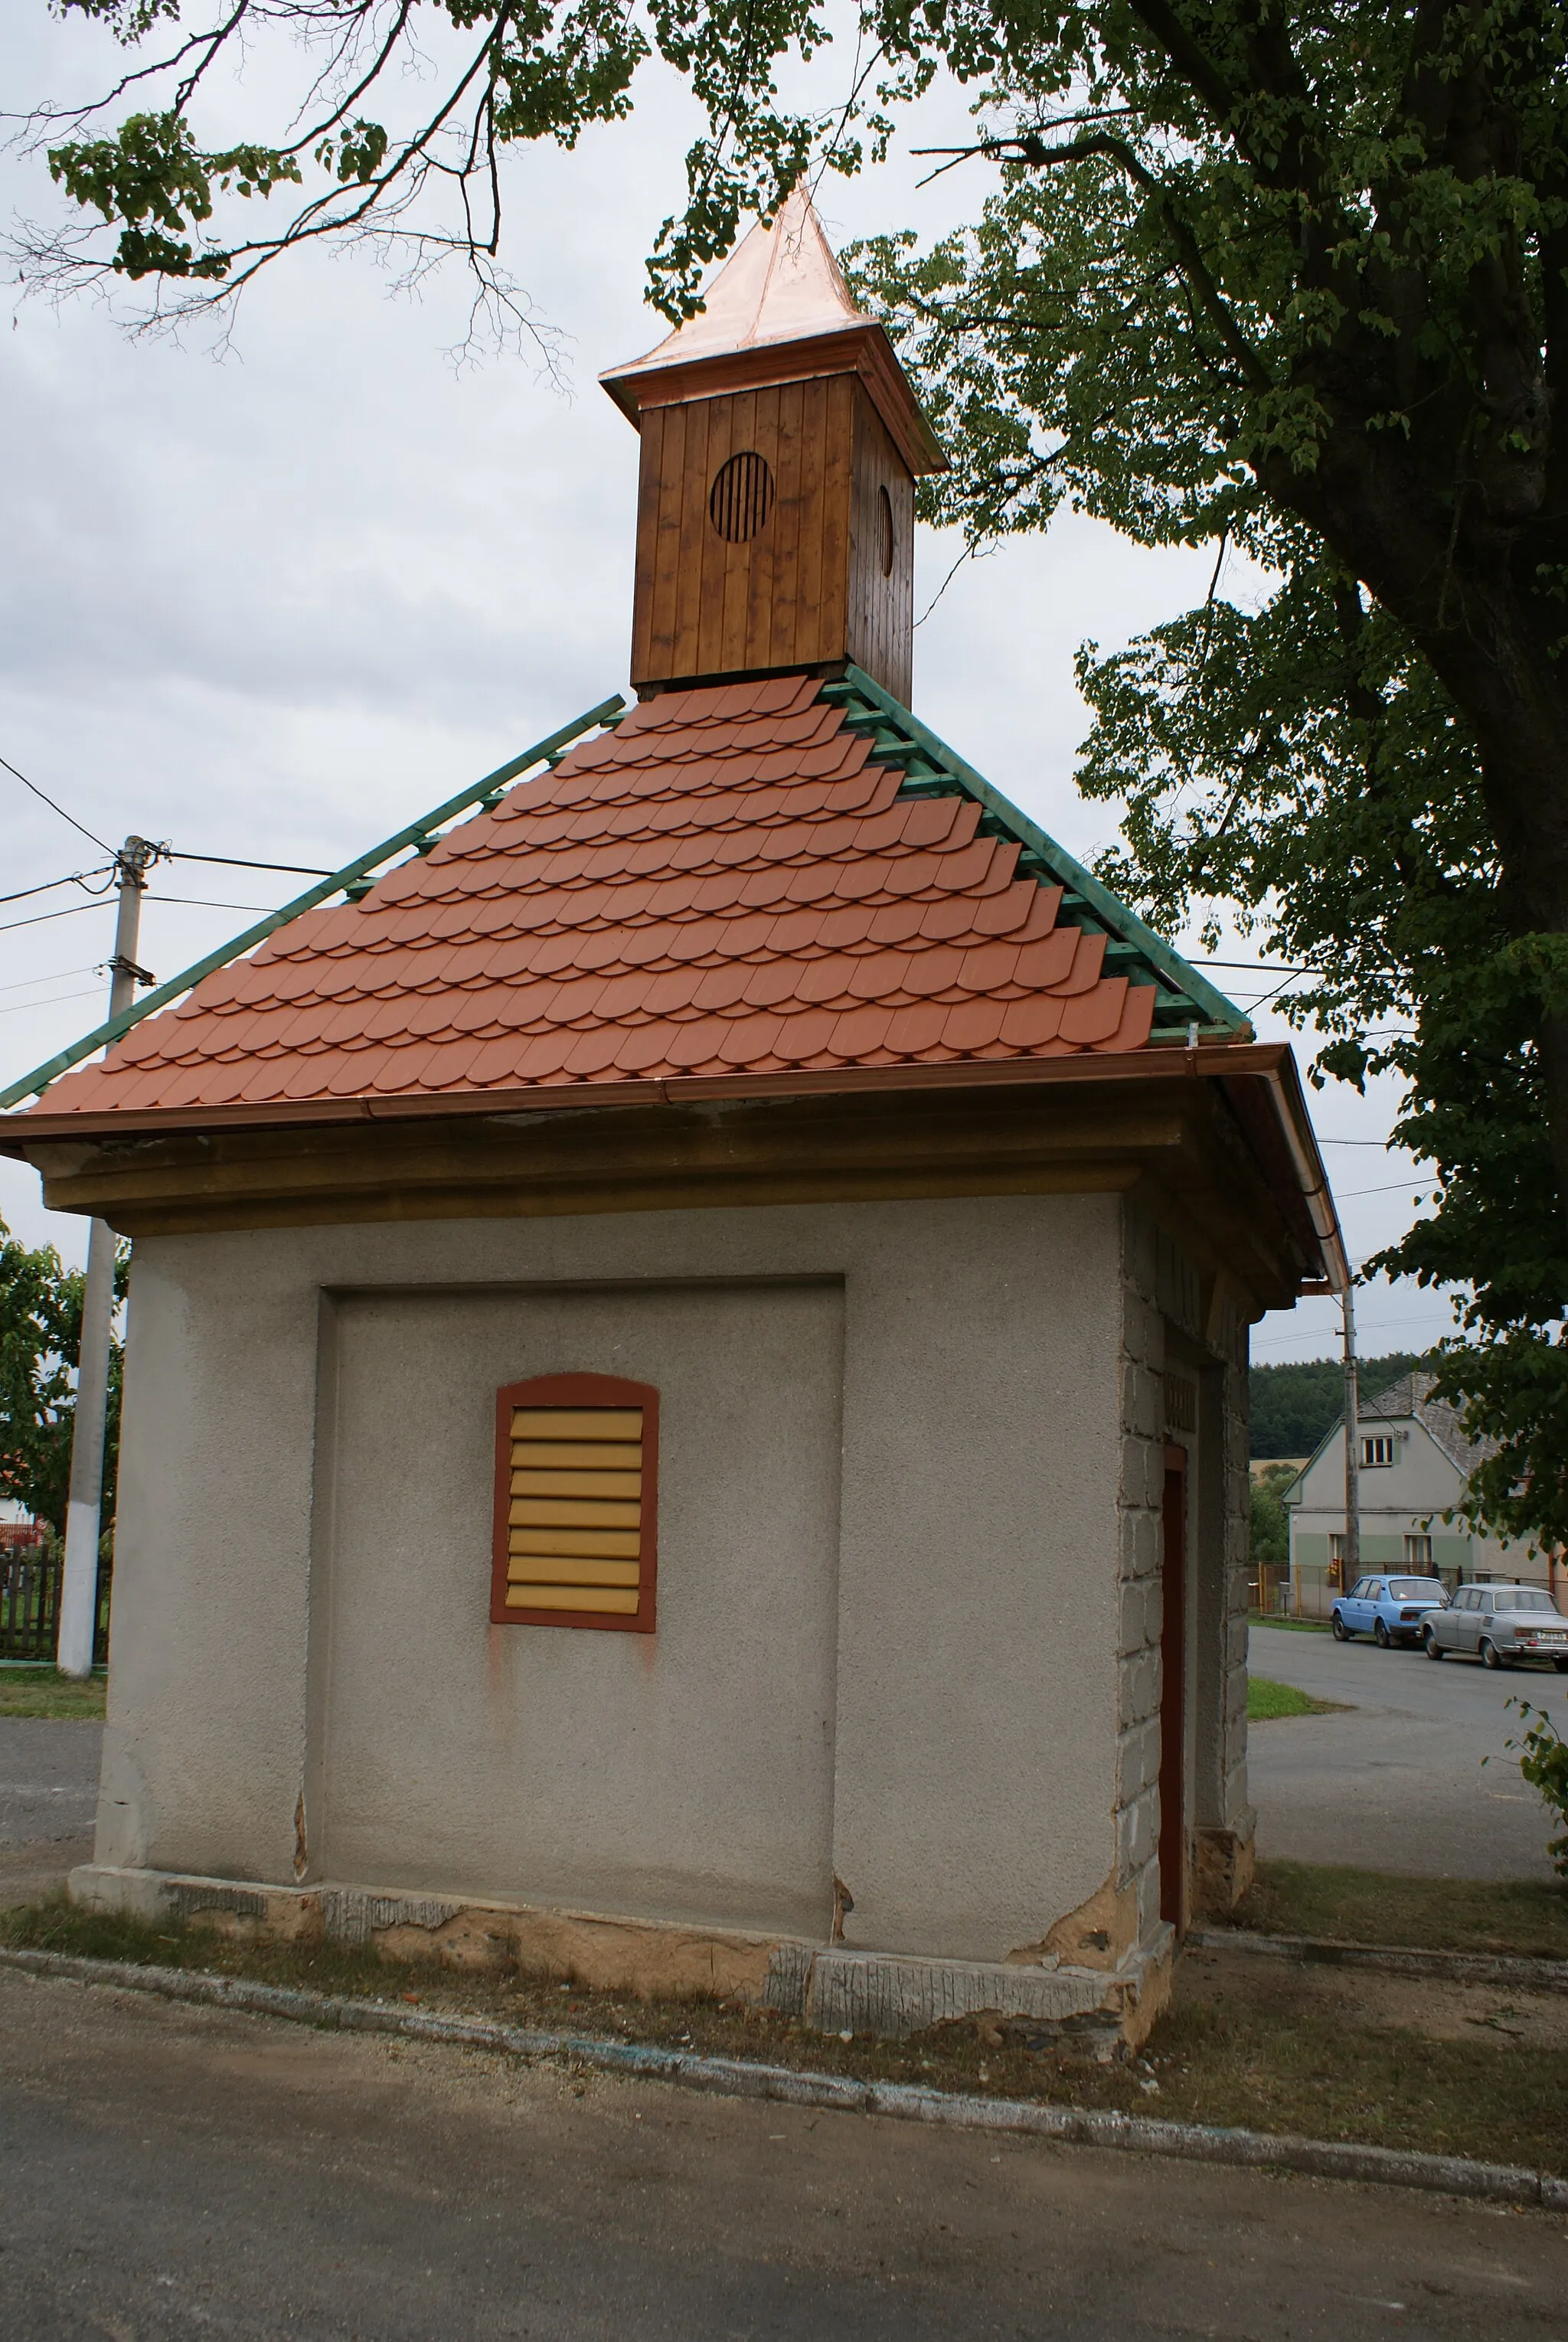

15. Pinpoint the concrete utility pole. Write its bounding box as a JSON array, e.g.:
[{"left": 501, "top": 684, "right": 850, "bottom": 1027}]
[
  {"left": 1341, "top": 1282, "right": 1361, "bottom": 1592},
  {"left": 56, "top": 837, "right": 160, "bottom": 1678}
]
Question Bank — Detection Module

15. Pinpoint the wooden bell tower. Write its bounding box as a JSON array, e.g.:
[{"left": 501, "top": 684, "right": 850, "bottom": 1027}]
[{"left": 601, "top": 190, "right": 945, "bottom": 707}]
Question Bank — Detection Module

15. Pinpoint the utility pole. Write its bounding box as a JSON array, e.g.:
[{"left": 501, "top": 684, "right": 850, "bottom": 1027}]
[
  {"left": 56, "top": 837, "right": 161, "bottom": 1678},
  {"left": 1341, "top": 1280, "right": 1361, "bottom": 1595}
]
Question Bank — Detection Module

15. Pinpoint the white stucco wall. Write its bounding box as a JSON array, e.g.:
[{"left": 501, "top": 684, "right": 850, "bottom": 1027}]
[
  {"left": 101, "top": 1194, "right": 1129, "bottom": 1961},
  {"left": 318, "top": 1279, "right": 844, "bottom": 1933}
]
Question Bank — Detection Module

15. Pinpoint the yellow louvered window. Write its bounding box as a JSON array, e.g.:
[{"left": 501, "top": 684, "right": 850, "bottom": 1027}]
[{"left": 491, "top": 1375, "right": 658, "bottom": 1633}]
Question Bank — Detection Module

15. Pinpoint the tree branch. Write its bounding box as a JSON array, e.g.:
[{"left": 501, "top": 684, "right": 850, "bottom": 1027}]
[{"left": 998, "top": 130, "right": 1274, "bottom": 394}]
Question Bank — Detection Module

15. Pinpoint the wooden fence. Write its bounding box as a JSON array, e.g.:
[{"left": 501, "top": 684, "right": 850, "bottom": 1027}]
[{"left": 0, "top": 1546, "right": 111, "bottom": 1665}]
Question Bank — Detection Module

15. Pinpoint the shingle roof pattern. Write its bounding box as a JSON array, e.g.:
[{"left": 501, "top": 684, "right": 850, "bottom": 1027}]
[
  {"left": 35, "top": 675, "right": 1158, "bottom": 1117},
  {"left": 1362, "top": 1371, "right": 1498, "bottom": 1479}
]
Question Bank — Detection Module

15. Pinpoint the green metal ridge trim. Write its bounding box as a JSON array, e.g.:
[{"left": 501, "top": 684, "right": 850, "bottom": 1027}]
[
  {"left": 825, "top": 666, "right": 1246, "bottom": 1034},
  {"left": 0, "top": 695, "right": 626, "bottom": 1114}
]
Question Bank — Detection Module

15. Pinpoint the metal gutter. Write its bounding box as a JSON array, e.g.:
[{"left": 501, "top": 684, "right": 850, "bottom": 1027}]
[
  {"left": 3, "top": 1039, "right": 1343, "bottom": 1288},
  {"left": 5, "top": 1040, "right": 1300, "bottom": 1142},
  {"left": 0, "top": 697, "right": 626, "bottom": 1113},
  {"left": 1253, "top": 1055, "right": 1350, "bottom": 1294}
]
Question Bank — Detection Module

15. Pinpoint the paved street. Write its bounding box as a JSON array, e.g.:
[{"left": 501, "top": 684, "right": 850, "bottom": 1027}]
[
  {"left": 1248, "top": 1623, "right": 1566, "bottom": 1880},
  {"left": 3, "top": 1967, "right": 1564, "bottom": 2340},
  {"left": 0, "top": 1719, "right": 100, "bottom": 1848},
  {"left": 0, "top": 1716, "right": 98, "bottom": 1909}
]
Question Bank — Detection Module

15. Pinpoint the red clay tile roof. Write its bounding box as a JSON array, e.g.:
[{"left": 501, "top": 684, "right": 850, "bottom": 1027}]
[{"left": 32, "top": 675, "right": 1162, "bottom": 1120}]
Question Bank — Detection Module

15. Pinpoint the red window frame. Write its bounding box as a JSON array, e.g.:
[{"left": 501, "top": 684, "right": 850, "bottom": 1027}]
[{"left": 491, "top": 1371, "right": 659, "bottom": 1634}]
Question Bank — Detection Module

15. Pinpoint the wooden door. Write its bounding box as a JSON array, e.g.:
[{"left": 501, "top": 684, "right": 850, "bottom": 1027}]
[{"left": 1159, "top": 1446, "right": 1188, "bottom": 1933}]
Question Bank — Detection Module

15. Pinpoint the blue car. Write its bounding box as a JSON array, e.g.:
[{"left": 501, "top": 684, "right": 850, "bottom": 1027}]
[{"left": 1331, "top": 1573, "right": 1449, "bottom": 1648}]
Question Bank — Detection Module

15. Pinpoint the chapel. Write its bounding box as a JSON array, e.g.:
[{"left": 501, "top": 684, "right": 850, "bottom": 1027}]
[{"left": 2, "top": 189, "right": 1343, "bottom": 2043}]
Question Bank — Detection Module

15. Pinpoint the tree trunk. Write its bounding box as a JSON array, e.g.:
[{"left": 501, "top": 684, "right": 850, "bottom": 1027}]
[
  {"left": 1260, "top": 443, "right": 1568, "bottom": 1224},
  {"left": 1410, "top": 597, "right": 1568, "bottom": 1220}
]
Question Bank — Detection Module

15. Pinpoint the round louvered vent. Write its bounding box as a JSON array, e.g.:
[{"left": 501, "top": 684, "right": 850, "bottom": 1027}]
[{"left": 709, "top": 450, "right": 775, "bottom": 543}]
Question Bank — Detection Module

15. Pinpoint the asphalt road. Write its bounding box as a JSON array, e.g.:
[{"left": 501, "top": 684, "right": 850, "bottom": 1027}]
[
  {"left": 1248, "top": 1623, "right": 1567, "bottom": 1880},
  {"left": 4, "top": 1967, "right": 1565, "bottom": 2340},
  {"left": 0, "top": 1716, "right": 99, "bottom": 1910},
  {"left": 0, "top": 1718, "right": 100, "bottom": 1848}
]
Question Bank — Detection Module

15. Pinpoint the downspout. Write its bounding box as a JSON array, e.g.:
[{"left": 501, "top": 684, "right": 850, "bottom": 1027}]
[{"left": 1257, "top": 1062, "right": 1350, "bottom": 1621}]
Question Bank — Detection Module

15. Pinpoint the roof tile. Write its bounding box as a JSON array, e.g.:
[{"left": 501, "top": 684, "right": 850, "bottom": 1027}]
[
  {"left": 1106, "top": 985, "right": 1158, "bottom": 1051},
  {"left": 27, "top": 681, "right": 1178, "bottom": 1122}
]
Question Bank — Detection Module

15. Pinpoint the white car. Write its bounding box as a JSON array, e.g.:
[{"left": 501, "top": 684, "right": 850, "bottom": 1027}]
[{"left": 1423, "top": 1583, "right": 1568, "bottom": 1671}]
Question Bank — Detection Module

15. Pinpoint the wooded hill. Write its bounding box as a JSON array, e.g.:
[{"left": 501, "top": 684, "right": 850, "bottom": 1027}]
[{"left": 1250, "top": 1354, "right": 1433, "bottom": 1461}]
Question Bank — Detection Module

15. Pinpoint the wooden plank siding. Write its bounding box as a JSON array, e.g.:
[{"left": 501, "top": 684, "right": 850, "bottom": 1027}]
[
  {"left": 768, "top": 377, "right": 806, "bottom": 672},
  {"left": 847, "top": 387, "right": 916, "bottom": 707},
  {"left": 814, "top": 375, "right": 853, "bottom": 668},
  {"left": 673, "top": 397, "right": 713, "bottom": 683},
  {"left": 629, "top": 371, "right": 914, "bottom": 700}
]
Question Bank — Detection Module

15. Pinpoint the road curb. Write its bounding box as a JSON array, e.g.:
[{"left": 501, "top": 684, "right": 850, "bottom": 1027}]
[
  {"left": 4, "top": 1943, "right": 1565, "bottom": 2211},
  {"left": 1191, "top": 1926, "right": 1568, "bottom": 1994}
]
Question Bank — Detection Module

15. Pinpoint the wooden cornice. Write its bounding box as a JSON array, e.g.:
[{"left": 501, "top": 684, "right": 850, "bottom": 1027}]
[
  {"left": 14, "top": 1066, "right": 1326, "bottom": 1312},
  {"left": 602, "top": 322, "right": 947, "bottom": 479}
]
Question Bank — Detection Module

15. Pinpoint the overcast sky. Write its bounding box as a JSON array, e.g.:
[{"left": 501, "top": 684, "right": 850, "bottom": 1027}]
[{"left": 1, "top": 8, "right": 1455, "bottom": 1366}]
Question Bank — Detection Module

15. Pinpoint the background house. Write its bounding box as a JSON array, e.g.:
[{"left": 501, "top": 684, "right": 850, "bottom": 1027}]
[{"left": 1283, "top": 1371, "right": 1556, "bottom": 1614}]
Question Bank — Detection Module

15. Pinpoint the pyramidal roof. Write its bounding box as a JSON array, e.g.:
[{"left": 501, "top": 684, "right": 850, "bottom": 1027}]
[
  {"left": 600, "top": 186, "right": 945, "bottom": 475},
  {"left": 609, "top": 185, "right": 866, "bottom": 375},
  {"left": 8, "top": 671, "right": 1248, "bottom": 1134}
]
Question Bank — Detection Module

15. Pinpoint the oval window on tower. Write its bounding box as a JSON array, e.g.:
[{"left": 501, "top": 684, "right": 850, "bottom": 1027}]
[
  {"left": 878, "top": 483, "right": 896, "bottom": 577},
  {"left": 709, "top": 451, "right": 776, "bottom": 544},
  {"left": 707, "top": 449, "right": 773, "bottom": 541}
]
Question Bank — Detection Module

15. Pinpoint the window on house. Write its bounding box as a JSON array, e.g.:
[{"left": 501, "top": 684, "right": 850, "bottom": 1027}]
[
  {"left": 492, "top": 1374, "right": 658, "bottom": 1633},
  {"left": 1361, "top": 1435, "right": 1395, "bottom": 1467},
  {"left": 1404, "top": 1534, "right": 1432, "bottom": 1569},
  {"left": 1328, "top": 1534, "right": 1347, "bottom": 1587}
]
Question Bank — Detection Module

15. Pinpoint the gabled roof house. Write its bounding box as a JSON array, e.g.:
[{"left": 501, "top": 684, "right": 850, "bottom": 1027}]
[
  {"left": 1285, "top": 1371, "right": 1553, "bottom": 1607},
  {"left": 2, "top": 190, "right": 1341, "bottom": 2043}
]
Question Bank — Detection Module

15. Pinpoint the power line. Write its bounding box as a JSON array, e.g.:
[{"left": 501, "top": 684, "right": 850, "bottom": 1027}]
[
  {"left": 1253, "top": 1308, "right": 1456, "bottom": 1350},
  {"left": 149, "top": 893, "right": 281, "bottom": 913},
  {"left": 0, "top": 986, "right": 103, "bottom": 1019},
  {"left": 0, "top": 752, "right": 112, "bottom": 854},
  {"left": 0, "top": 866, "right": 116, "bottom": 910},
  {"left": 169, "top": 851, "right": 336, "bottom": 877},
  {"left": 1334, "top": 1178, "right": 1436, "bottom": 1200},
  {"left": 1191, "top": 957, "right": 1315, "bottom": 974},
  {"left": 0, "top": 964, "right": 100, "bottom": 995},
  {"left": 0, "top": 899, "right": 116, "bottom": 937}
]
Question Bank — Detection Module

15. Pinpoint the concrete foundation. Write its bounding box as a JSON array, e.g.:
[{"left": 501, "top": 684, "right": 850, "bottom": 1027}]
[{"left": 68, "top": 1861, "right": 1171, "bottom": 2046}]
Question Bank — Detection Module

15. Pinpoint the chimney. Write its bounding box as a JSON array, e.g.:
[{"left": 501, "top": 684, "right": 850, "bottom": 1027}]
[{"left": 601, "top": 188, "right": 945, "bottom": 706}]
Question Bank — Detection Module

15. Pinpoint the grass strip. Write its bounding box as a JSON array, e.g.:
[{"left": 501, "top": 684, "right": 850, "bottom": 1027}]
[
  {"left": 3, "top": 1893, "right": 1564, "bottom": 2177},
  {"left": 0, "top": 1666, "right": 107, "bottom": 1720},
  {"left": 1227, "top": 1858, "right": 1568, "bottom": 1958},
  {"left": 1247, "top": 1676, "right": 1351, "bottom": 1722}
]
